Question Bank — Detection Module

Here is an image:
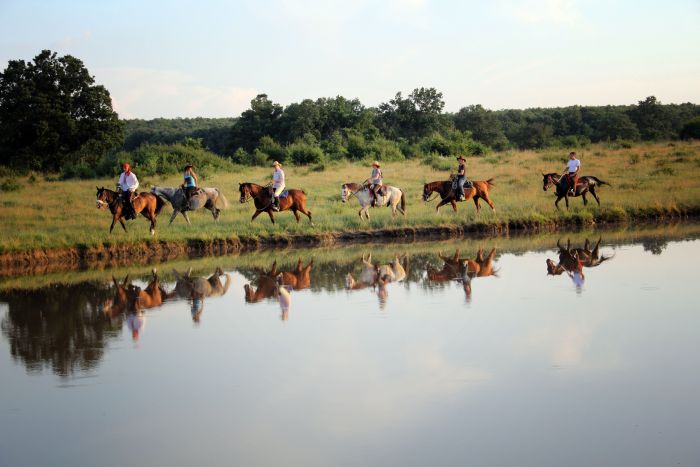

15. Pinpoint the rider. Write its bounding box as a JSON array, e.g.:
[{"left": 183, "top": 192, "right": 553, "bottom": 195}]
[
  {"left": 563, "top": 151, "right": 580, "bottom": 195},
  {"left": 183, "top": 164, "right": 199, "bottom": 209},
  {"left": 455, "top": 155, "right": 471, "bottom": 201},
  {"left": 117, "top": 162, "right": 139, "bottom": 219},
  {"left": 368, "top": 161, "right": 383, "bottom": 207},
  {"left": 271, "top": 160, "right": 285, "bottom": 211}
]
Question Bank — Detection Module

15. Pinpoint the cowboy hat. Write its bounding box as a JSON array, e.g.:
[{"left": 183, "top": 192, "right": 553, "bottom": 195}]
[
  {"left": 271, "top": 160, "right": 282, "bottom": 167},
  {"left": 456, "top": 155, "right": 466, "bottom": 161},
  {"left": 372, "top": 161, "right": 380, "bottom": 167}
]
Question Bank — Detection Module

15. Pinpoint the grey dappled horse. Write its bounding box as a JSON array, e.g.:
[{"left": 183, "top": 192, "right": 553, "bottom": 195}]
[{"left": 151, "top": 186, "right": 229, "bottom": 225}]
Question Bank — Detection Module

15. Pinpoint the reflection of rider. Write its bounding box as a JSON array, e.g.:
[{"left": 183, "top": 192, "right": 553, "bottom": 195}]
[
  {"left": 276, "top": 276, "right": 291, "bottom": 321},
  {"left": 369, "top": 161, "right": 383, "bottom": 207},
  {"left": 127, "top": 311, "right": 146, "bottom": 341},
  {"left": 270, "top": 160, "right": 285, "bottom": 211},
  {"left": 568, "top": 259, "right": 585, "bottom": 292},
  {"left": 455, "top": 155, "right": 471, "bottom": 201},
  {"left": 117, "top": 162, "right": 139, "bottom": 219},
  {"left": 191, "top": 294, "right": 204, "bottom": 322},
  {"left": 183, "top": 164, "right": 199, "bottom": 209},
  {"left": 563, "top": 151, "right": 580, "bottom": 195}
]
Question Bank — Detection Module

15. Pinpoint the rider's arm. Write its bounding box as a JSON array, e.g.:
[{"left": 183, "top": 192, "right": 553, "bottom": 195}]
[
  {"left": 193, "top": 172, "right": 199, "bottom": 186},
  {"left": 131, "top": 174, "right": 139, "bottom": 192}
]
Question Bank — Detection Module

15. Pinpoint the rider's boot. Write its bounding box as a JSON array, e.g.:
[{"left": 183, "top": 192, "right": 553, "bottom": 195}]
[{"left": 272, "top": 197, "right": 280, "bottom": 211}]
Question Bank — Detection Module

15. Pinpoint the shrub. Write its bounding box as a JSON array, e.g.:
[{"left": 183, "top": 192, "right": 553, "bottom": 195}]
[
  {"left": 250, "top": 149, "right": 271, "bottom": 167},
  {"left": 258, "top": 136, "right": 288, "bottom": 163},
  {"left": 680, "top": 117, "right": 700, "bottom": 140},
  {"left": 288, "top": 139, "right": 325, "bottom": 165},
  {"left": 61, "top": 162, "right": 97, "bottom": 179},
  {"left": 0, "top": 178, "right": 22, "bottom": 192}
]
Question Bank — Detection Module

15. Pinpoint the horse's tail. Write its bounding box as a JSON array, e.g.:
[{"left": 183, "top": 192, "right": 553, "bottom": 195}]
[
  {"left": 216, "top": 188, "right": 229, "bottom": 208},
  {"left": 484, "top": 177, "right": 496, "bottom": 188},
  {"left": 155, "top": 194, "right": 167, "bottom": 215},
  {"left": 400, "top": 190, "right": 406, "bottom": 213},
  {"left": 589, "top": 176, "right": 611, "bottom": 187}
]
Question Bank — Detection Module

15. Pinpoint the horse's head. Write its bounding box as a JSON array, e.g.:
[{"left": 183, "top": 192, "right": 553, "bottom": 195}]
[
  {"left": 422, "top": 183, "right": 435, "bottom": 201},
  {"left": 546, "top": 259, "right": 565, "bottom": 275},
  {"left": 542, "top": 173, "right": 558, "bottom": 191},
  {"left": 239, "top": 183, "right": 251, "bottom": 203},
  {"left": 95, "top": 186, "right": 111, "bottom": 209},
  {"left": 341, "top": 183, "right": 356, "bottom": 203}
]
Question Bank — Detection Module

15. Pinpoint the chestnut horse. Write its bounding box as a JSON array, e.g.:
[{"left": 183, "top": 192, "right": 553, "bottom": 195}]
[
  {"left": 422, "top": 179, "right": 496, "bottom": 213},
  {"left": 95, "top": 187, "right": 166, "bottom": 235},
  {"left": 239, "top": 182, "right": 312, "bottom": 224},
  {"left": 541, "top": 173, "right": 610, "bottom": 210}
]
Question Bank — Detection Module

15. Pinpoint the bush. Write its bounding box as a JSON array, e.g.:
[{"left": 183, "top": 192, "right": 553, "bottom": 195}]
[
  {"left": 250, "top": 149, "right": 271, "bottom": 167},
  {"left": 288, "top": 139, "right": 325, "bottom": 165},
  {"left": 680, "top": 117, "right": 700, "bottom": 140},
  {"left": 61, "top": 162, "right": 97, "bottom": 179},
  {"left": 258, "top": 136, "right": 288, "bottom": 163},
  {"left": 366, "top": 137, "right": 405, "bottom": 162},
  {"left": 0, "top": 178, "right": 22, "bottom": 192}
]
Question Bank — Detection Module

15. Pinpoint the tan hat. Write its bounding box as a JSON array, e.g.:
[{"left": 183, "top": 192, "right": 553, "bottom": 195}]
[
  {"left": 372, "top": 161, "right": 380, "bottom": 167},
  {"left": 457, "top": 155, "right": 466, "bottom": 161},
  {"left": 271, "top": 160, "right": 282, "bottom": 167}
]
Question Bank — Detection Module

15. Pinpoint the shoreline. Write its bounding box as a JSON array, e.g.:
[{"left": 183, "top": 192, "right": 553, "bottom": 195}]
[{"left": 2, "top": 207, "right": 698, "bottom": 277}]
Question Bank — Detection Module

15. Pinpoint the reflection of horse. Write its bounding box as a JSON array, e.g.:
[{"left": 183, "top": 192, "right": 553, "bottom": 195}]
[
  {"left": 546, "top": 238, "right": 613, "bottom": 276},
  {"left": 239, "top": 182, "right": 312, "bottom": 224},
  {"left": 422, "top": 179, "right": 496, "bottom": 213},
  {"left": 95, "top": 187, "right": 166, "bottom": 235},
  {"left": 103, "top": 270, "right": 166, "bottom": 318},
  {"left": 426, "top": 248, "right": 499, "bottom": 302},
  {"left": 341, "top": 182, "right": 406, "bottom": 220},
  {"left": 541, "top": 173, "right": 610, "bottom": 210},
  {"left": 170, "top": 267, "right": 231, "bottom": 321},
  {"left": 151, "top": 186, "right": 229, "bottom": 225},
  {"left": 345, "top": 254, "right": 407, "bottom": 309},
  {"left": 244, "top": 259, "right": 313, "bottom": 303}
]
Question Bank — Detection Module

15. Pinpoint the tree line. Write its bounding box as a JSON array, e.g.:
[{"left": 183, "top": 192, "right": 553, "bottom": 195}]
[{"left": 1, "top": 50, "right": 699, "bottom": 175}]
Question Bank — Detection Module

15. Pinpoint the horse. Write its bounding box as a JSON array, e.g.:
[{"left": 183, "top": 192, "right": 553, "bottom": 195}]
[
  {"left": 341, "top": 182, "right": 406, "bottom": 220},
  {"left": 151, "top": 186, "right": 229, "bottom": 225},
  {"left": 426, "top": 248, "right": 499, "bottom": 302},
  {"left": 239, "top": 182, "right": 312, "bottom": 224},
  {"left": 541, "top": 173, "right": 610, "bottom": 210},
  {"left": 344, "top": 253, "right": 406, "bottom": 310},
  {"left": 243, "top": 259, "right": 313, "bottom": 303},
  {"left": 95, "top": 187, "right": 166, "bottom": 235},
  {"left": 422, "top": 179, "right": 496, "bottom": 213},
  {"left": 546, "top": 238, "right": 613, "bottom": 276},
  {"left": 170, "top": 267, "right": 231, "bottom": 321},
  {"left": 103, "top": 269, "right": 166, "bottom": 319}
]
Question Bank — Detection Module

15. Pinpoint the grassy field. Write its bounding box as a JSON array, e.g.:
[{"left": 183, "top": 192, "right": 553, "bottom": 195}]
[{"left": 0, "top": 141, "right": 699, "bottom": 253}]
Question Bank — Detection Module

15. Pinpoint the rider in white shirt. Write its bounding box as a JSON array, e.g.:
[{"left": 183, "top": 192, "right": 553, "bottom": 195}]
[
  {"left": 271, "top": 160, "right": 285, "bottom": 211},
  {"left": 117, "top": 162, "right": 139, "bottom": 219},
  {"left": 564, "top": 151, "right": 580, "bottom": 195}
]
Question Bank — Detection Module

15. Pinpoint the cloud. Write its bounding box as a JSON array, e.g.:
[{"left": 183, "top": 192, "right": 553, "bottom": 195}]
[
  {"left": 94, "top": 67, "right": 258, "bottom": 118},
  {"left": 500, "top": 0, "right": 579, "bottom": 25}
]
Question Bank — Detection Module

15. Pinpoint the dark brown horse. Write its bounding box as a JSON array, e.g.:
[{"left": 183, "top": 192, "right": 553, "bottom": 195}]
[
  {"left": 244, "top": 259, "right": 314, "bottom": 303},
  {"left": 95, "top": 187, "right": 166, "bottom": 235},
  {"left": 541, "top": 173, "right": 610, "bottom": 210},
  {"left": 546, "top": 238, "right": 613, "bottom": 275},
  {"left": 239, "top": 182, "right": 312, "bottom": 224},
  {"left": 422, "top": 179, "right": 496, "bottom": 213}
]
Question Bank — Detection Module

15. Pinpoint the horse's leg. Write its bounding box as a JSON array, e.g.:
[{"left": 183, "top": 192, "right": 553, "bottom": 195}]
[
  {"left": 149, "top": 212, "right": 156, "bottom": 236},
  {"left": 473, "top": 197, "right": 481, "bottom": 214},
  {"left": 119, "top": 218, "right": 127, "bottom": 232},
  {"left": 293, "top": 209, "right": 301, "bottom": 223},
  {"left": 582, "top": 192, "right": 588, "bottom": 206},
  {"left": 169, "top": 209, "right": 178, "bottom": 225},
  {"left": 213, "top": 208, "right": 221, "bottom": 221},
  {"left": 565, "top": 194, "right": 570, "bottom": 210},
  {"left": 555, "top": 196, "right": 562, "bottom": 210},
  {"left": 483, "top": 192, "right": 496, "bottom": 212},
  {"left": 267, "top": 210, "right": 275, "bottom": 224},
  {"left": 590, "top": 186, "right": 601, "bottom": 206},
  {"left": 109, "top": 216, "right": 116, "bottom": 233},
  {"left": 251, "top": 210, "right": 263, "bottom": 222},
  {"left": 182, "top": 211, "right": 191, "bottom": 225},
  {"left": 436, "top": 198, "right": 449, "bottom": 212}
]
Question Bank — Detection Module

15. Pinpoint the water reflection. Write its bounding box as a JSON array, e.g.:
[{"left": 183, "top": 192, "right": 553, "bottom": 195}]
[
  {"left": 345, "top": 254, "right": 407, "bottom": 309},
  {"left": 170, "top": 267, "right": 231, "bottom": 322},
  {"left": 243, "top": 259, "right": 313, "bottom": 320},
  {"left": 425, "top": 248, "right": 499, "bottom": 302},
  {"left": 545, "top": 238, "right": 613, "bottom": 292}
]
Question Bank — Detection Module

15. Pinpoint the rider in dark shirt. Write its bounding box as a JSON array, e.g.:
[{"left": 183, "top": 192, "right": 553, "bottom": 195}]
[{"left": 456, "top": 155, "right": 468, "bottom": 201}]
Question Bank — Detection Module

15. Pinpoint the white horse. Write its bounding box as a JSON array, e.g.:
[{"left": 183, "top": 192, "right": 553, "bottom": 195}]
[
  {"left": 151, "top": 186, "right": 229, "bottom": 225},
  {"left": 341, "top": 182, "right": 406, "bottom": 220}
]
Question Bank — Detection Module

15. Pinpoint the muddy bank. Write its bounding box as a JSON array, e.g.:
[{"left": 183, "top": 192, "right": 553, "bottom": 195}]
[{"left": 2, "top": 209, "right": 699, "bottom": 277}]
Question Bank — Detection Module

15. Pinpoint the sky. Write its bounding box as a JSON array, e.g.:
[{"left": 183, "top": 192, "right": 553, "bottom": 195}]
[{"left": 0, "top": 0, "right": 698, "bottom": 119}]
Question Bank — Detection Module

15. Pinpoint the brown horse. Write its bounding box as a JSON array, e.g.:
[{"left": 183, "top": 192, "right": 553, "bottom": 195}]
[
  {"left": 95, "top": 187, "right": 166, "bottom": 235},
  {"left": 541, "top": 173, "right": 610, "bottom": 210},
  {"left": 422, "top": 179, "right": 496, "bottom": 213},
  {"left": 546, "top": 238, "right": 613, "bottom": 275},
  {"left": 239, "top": 182, "right": 312, "bottom": 224},
  {"left": 103, "top": 269, "right": 166, "bottom": 318},
  {"left": 244, "top": 259, "right": 314, "bottom": 303}
]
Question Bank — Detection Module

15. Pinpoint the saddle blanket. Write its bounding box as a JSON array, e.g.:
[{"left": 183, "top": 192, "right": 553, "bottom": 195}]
[{"left": 279, "top": 190, "right": 289, "bottom": 199}]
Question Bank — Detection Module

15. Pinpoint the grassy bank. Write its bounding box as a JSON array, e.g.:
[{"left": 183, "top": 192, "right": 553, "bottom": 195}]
[{"left": 0, "top": 141, "right": 699, "bottom": 254}]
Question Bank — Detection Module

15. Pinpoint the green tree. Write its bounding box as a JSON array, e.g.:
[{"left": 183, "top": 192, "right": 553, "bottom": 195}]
[
  {"left": 229, "top": 94, "right": 283, "bottom": 152},
  {"left": 375, "top": 87, "right": 448, "bottom": 141},
  {"left": 454, "top": 104, "right": 508, "bottom": 149},
  {"left": 629, "top": 96, "right": 673, "bottom": 140},
  {"left": 0, "top": 50, "right": 123, "bottom": 171},
  {"left": 680, "top": 116, "right": 700, "bottom": 140}
]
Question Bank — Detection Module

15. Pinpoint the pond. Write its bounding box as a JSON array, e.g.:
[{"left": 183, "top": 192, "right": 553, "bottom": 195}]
[{"left": 1, "top": 225, "right": 699, "bottom": 467}]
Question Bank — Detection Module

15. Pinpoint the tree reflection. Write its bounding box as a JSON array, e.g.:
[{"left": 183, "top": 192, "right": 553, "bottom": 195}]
[{"left": 0, "top": 282, "right": 120, "bottom": 377}]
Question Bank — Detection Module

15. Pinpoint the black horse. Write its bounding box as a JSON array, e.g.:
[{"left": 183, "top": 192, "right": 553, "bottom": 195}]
[{"left": 541, "top": 173, "right": 610, "bottom": 210}]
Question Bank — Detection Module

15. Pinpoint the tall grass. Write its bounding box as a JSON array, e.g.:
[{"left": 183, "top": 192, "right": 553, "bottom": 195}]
[{"left": 0, "top": 141, "right": 698, "bottom": 253}]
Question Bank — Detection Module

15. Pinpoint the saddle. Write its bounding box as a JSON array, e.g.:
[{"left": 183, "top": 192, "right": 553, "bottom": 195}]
[{"left": 278, "top": 190, "right": 289, "bottom": 199}]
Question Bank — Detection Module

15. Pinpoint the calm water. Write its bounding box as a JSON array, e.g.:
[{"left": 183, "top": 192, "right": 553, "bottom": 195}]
[{"left": 1, "top": 230, "right": 699, "bottom": 467}]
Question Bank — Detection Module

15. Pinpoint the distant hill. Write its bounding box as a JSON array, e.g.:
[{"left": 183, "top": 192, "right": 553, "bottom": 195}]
[{"left": 121, "top": 117, "right": 236, "bottom": 156}]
